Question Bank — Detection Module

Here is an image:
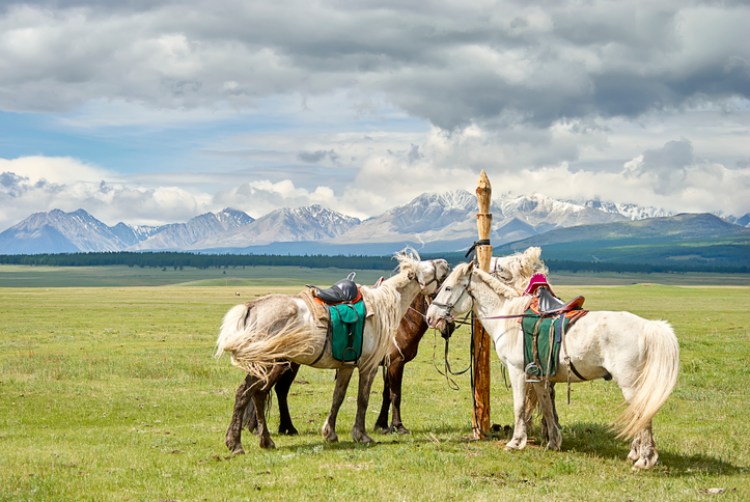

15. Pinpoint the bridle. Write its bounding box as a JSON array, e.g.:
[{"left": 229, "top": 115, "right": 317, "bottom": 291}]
[
  {"left": 430, "top": 267, "right": 476, "bottom": 325},
  {"left": 417, "top": 259, "right": 445, "bottom": 291}
]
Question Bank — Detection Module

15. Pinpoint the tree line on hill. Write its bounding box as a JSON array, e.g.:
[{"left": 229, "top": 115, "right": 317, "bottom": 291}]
[{"left": 0, "top": 251, "right": 747, "bottom": 274}]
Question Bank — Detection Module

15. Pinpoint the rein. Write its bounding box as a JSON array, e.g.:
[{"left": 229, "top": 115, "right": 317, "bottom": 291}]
[
  {"left": 430, "top": 329, "right": 471, "bottom": 390},
  {"left": 407, "top": 295, "right": 472, "bottom": 391}
]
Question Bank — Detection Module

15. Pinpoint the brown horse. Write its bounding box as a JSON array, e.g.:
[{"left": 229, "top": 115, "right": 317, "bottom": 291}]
[{"left": 236, "top": 247, "right": 551, "bottom": 440}]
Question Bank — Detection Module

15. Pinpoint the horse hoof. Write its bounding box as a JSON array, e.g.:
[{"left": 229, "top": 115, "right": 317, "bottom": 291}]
[
  {"left": 324, "top": 433, "right": 339, "bottom": 443},
  {"left": 279, "top": 426, "right": 299, "bottom": 436},
  {"left": 505, "top": 438, "right": 527, "bottom": 451},
  {"left": 230, "top": 446, "right": 245, "bottom": 456},
  {"left": 259, "top": 439, "right": 276, "bottom": 449},
  {"left": 627, "top": 448, "right": 639, "bottom": 462},
  {"left": 394, "top": 425, "right": 410, "bottom": 435},
  {"left": 354, "top": 433, "right": 374, "bottom": 444},
  {"left": 632, "top": 451, "right": 658, "bottom": 470}
]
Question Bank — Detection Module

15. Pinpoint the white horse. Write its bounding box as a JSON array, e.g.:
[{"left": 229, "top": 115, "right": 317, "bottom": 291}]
[
  {"left": 216, "top": 249, "right": 450, "bottom": 452},
  {"left": 426, "top": 261, "right": 679, "bottom": 469}
]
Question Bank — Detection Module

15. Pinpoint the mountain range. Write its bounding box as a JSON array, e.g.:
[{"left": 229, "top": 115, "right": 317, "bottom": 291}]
[{"left": 1, "top": 191, "right": 748, "bottom": 267}]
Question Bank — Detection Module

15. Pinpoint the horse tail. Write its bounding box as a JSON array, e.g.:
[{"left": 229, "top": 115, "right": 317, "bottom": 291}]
[
  {"left": 614, "top": 320, "right": 680, "bottom": 440},
  {"left": 215, "top": 303, "right": 253, "bottom": 358},
  {"left": 227, "top": 324, "right": 317, "bottom": 385},
  {"left": 215, "top": 303, "right": 318, "bottom": 384}
]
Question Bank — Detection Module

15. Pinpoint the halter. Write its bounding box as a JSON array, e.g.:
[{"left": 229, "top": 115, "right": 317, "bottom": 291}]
[
  {"left": 430, "top": 267, "right": 476, "bottom": 323},
  {"left": 417, "top": 259, "right": 443, "bottom": 290}
]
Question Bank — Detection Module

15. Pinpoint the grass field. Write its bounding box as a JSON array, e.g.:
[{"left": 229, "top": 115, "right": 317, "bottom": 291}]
[{"left": 0, "top": 267, "right": 749, "bottom": 501}]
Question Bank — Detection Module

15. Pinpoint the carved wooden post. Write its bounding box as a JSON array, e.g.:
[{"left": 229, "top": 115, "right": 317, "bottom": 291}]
[{"left": 473, "top": 170, "right": 493, "bottom": 439}]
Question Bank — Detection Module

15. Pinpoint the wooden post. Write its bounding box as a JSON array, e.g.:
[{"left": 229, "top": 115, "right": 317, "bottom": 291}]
[{"left": 472, "top": 170, "right": 493, "bottom": 439}]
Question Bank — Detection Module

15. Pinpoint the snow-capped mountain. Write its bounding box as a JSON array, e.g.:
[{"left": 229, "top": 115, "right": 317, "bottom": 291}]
[
  {"left": 195, "top": 205, "right": 360, "bottom": 248},
  {"left": 335, "top": 190, "right": 486, "bottom": 244},
  {"left": 0, "top": 191, "right": 743, "bottom": 255},
  {"left": 0, "top": 208, "right": 130, "bottom": 254},
  {"left": 134, "top": 208, "right": 253, "bottom": 250},
  {"left": 581, "top": 199, "right": 672, "bottom": 221},
  {"left": 499, "top": 194, "right": 628, "bottom": 229},
  {"left": 0, "top": 207, "right": 253, "bottom": 254}
]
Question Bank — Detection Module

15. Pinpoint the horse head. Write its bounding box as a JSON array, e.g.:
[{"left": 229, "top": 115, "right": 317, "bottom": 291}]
[
  {"left": 394, "top": 247, "right": 450, "bottom": 296},
  {"left": 416, "top": 258, "right": 450, "bottom": 295},
  {"left": 425, "top": 261, "right": 475, "bottom": 332}
]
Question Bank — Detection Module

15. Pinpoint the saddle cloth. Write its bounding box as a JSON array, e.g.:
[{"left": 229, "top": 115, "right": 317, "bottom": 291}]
[
  {"left": 521, "top": 292, "right": 588, "bottom": 379},
  {"left": 328, "top": 300, "right": 367, "bottom": 363},
  {"left": 299, "top": 287, "right": 374, "bottom": 364}
]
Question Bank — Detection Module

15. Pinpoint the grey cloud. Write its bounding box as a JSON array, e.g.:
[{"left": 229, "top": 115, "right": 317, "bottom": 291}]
[
  {"left": 1, "top": 1, "right": 747, "bottom": 129},
  {"left": 633, "top": 139, "right": 695, "bottom": 194},
  {"left": 298, "top": 149, "right": 340, "bottom": 164},
  {"left": 0, "top": 171, "right": 28, "bottom": 196}
]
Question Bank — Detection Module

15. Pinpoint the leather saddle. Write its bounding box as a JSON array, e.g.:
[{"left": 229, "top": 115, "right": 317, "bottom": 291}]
[
  {"left": 309, "top": 273, "right": 362, "bottom": 305},
  {"left": 536, "top": 286, "right": 585, "bottom": 316}
]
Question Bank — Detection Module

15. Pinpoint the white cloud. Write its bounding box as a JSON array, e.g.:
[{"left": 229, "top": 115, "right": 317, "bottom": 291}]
[
  {"left": 0, "top": 1, "right": 748, "bottom": 231},
  {"left": 0, "top": 155, "right": 112, "bottom": 184}
]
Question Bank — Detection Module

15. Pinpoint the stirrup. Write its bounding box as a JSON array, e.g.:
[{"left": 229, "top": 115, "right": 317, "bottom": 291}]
[{"left": 525, "top": 362, "right": 542, "bottom": 383}]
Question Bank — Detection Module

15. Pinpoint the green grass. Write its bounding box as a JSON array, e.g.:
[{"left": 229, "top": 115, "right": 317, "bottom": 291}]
[
  {"left": 1, "top": 278, "right": 749, "bottom": 501},
  {"left": 0, "top": 264, "right": 389, "bottom": 288}
]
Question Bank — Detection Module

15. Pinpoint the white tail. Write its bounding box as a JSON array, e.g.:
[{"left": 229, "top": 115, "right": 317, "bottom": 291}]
[
  {"left": 614, "top": 320, "right": 680, "bottom": 439},
  {"left": 215, "top": 303, "right": 253, "bottom": 358},
  {"left": 215, "top": 302, "right": 318, "bottom": 384}
]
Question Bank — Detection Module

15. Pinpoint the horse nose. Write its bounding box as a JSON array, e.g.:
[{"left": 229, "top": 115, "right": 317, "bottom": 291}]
[{"left": 425, "top": 307, "right": 442, "bottom": 330}]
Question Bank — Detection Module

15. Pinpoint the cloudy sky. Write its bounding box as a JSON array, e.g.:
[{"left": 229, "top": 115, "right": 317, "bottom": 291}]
[{"left": 1, "top": 0, "right": 748, "bottom": 230}]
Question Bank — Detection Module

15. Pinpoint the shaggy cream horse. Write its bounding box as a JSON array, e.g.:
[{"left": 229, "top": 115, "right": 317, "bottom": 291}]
[
  {"left": 426, "top": 261, "right": 679, "bottom": 469},
  {"left": 216, "top": 249, "right": 450, "bottom": 452},
  {"left": 489, "top": 246, "right": 548, "bottom": 292}
]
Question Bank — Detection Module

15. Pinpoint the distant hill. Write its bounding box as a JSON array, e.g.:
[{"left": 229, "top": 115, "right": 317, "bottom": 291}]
[{"left": 495, "top": 213, "right": 750, "bottom": 267}]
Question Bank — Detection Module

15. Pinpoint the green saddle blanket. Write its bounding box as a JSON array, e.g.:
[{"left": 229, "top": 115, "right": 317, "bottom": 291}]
[
  {"left": 329, "top": 300, "right": 367, "bottom": 363},
  {"left": 521, "top": 309, "right": 576, "bottom": 378}
]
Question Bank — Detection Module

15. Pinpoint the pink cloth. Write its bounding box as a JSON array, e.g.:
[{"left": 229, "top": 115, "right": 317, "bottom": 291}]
[{"left": 524, "top": 273, "right": 553, "bottom": 295}]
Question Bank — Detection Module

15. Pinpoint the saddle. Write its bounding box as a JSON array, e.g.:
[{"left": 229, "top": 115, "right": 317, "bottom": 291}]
[
  {"left": 521, "top": 274, "right": 588, "bottom": 382},
  {"left": 524, "top": 273, "right": 585, "bottom": 317},
  {"left": 536, "top": 287, "right": 586, "bottom": 316},
  {"left": 307, "top": 273, "right": 366, "bottom": 364},
  {"left": 308, "top": 273, "right": 362, "bottom": 305}
]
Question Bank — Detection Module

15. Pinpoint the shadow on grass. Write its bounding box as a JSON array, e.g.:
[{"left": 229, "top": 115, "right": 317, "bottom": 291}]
[
  {"left": 557, "top": 422, "right": 747, "bottom": 476},
  {"left": 226, "top": 422, "right": 747, "bottom": 477}
]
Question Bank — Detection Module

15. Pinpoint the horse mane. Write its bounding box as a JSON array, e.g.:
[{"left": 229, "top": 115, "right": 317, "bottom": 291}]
[
  {"left": 493, "top": 247, "right": 548, "bottom": 292},
  {"left": 474, "top": 266, "right": 521, "bottom": 300},
  {"left": 354, "top": 247, "right": 423, "bottom": 372},
  {"left": 393, "top": 246, "right": 421, "bottom": 277}
]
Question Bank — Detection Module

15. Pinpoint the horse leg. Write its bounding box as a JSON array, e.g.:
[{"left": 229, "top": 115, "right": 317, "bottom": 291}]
[
  {"left": 387, "top": 359, "right": 409, "bottom": 434},
  {"left": 539, "top": 383, "right": 560, "bottom": 443},
  {"left": 532, "top": 383, "right": 562, "bottom": 450},
  {"left": 250, "top": 365, "right": 290, "bottom": 449},
  {"left": 322, "top": 367, "right": 354, "bottom": 443},
  {"left": 352, "top": 365, "right": 378, "bottom": 443},
  {"left": 226, "top": 375, "right": 255, "bottom": 455},
  {"left": 523, "top": 385, "right": 537, "bottom": 433},
  {"left": 241, "top": 363, "right": 300, "bottom": 435},
  {"left": 618, "top": 380, "right": 658, "bottom": 469},
  {"left": 505, "top": 369, "right": 529, "bottom": 450},
  {"left": 631, "top": 422, "right": 658, "bottom": 469},
  {"left": 374, "top": 366, "right": 391, "bottom": 433},
  {"left": 275, "top": 362, "right": 300, "bottom": 435}
]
